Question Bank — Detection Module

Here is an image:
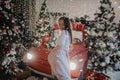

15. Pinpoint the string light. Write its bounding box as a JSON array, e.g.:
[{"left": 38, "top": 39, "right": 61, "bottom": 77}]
[
  {"left": 70, "top": 62, "right": 77, "bottom": 70},
  {"left": 118, "top": 6, "right": 120, "bottom": 9},
  {"left": 114, "top": 1, "right": 117, "bottom": 4},
  {"left": 27, "top": 53, "right": 33, "bottom": 60}
]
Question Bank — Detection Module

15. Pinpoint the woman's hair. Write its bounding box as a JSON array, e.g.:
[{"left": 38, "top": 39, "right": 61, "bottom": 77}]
[{"left": 59, "top": 17, "right": 72, "bottom": 43}]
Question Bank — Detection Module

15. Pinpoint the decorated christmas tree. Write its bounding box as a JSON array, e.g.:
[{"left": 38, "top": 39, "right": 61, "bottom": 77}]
[
  {"left": 86, "top": 0, "right": 120, "bottom": 74},
  {"left": 114, "top": 21, "right": 120, "bottom": 71},
  {"left": 35, "top": 0, "right": 56, "bottom": 49},
  {"left": 16, "top": 13, "right": 35, "bottom": 49},
  {"left": 0, "top": 0, "right": 22, "bottom": 79},
  {"left": 13, "top": 0, "right": 35, "bottom": 49},
  {"left": 0, "top": 0, "right": 34, "bottom": 79}
]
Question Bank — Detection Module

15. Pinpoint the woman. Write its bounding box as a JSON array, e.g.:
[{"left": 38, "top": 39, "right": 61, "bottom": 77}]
[{"left": 48, "top": 17, "right": 72, "bottom": 80}]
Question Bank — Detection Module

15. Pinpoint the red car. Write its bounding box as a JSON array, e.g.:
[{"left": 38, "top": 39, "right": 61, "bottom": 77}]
[{"left": 25, "top": 25, "right": 89, "bottom": 79}]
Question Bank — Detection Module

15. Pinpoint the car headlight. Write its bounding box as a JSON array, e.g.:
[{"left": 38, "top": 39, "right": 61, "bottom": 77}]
[
  {"left": 70, "top": 62, "right": 77, "bottom": 70},
  {"left": 27, "top": 53, "right": 33, "bottom": 60}
]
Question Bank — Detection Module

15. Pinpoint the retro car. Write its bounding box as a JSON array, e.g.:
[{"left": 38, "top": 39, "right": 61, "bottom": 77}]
[{"left": 25, "top": 23, "right": 89, "bottom": 79}]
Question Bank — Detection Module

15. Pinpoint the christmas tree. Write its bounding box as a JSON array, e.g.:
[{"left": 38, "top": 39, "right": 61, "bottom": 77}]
[
  {"left": 0, "top": 0, "right": 33, "bottom": 79},
  {"left": 86, "top": 0, "right": 120, "bottom": 74},
  {"left": 16, "top": 13, "right": 35, "bottom": 49},
  {"left": 13, "top": 0, "right": 35, "bottom": 49},
  {"left": 35, "top": 0, "right": 55, "bottom": 48},
  {"left": 0, "top": 0, "right": 21, "bottom": 79},
  {"left": 114, "top": 21, "right": 120, "bottom": 71}
]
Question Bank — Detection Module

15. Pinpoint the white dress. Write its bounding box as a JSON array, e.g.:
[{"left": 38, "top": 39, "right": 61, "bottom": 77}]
[{"left": 48, "top": 30, "right": 71, "bottom": 80}]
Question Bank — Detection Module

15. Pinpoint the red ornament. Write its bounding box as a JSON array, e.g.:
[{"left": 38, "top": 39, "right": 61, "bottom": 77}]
[
  {"left": 54, "top": 23, "right": 59, "bottom": 30},
  {"left": 0, "top": 67, "right": 3, "bottom": 71},
  {"left": 76, "top": 24, "right": 84, "bottom": 31},
  {"left": 12, "top": 78, "right": 17, "bottom": 80},
  {"left": 11, "top": 23, "right": 15, "bottom": 28},
  {"left": 12, "top": 66, "right": 16, "bottom": 70},
  {"left": 0, "top": 50, "right": 5, "bottom": 56},
  {"left": 0, "top": 14, "right": 2, "bottom": 18},
  {"left": 1, "top": 2, "right": 6, "bottom": 5},
  {"left": 4, "top": 26, "right": 9, "bottom": 31},
  {"left": 16, "top": 29, "right": 19, "bottom": 33},
  {"left": 7, "top": 48, "right": 11, "bottom": 52},
  {"left": 4, "top": 45, "right": 7, "bottom": 48}
]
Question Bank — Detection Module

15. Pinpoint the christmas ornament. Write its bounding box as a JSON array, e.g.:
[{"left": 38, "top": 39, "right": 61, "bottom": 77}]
[
  {"left": 76, "top": 24, "right": 84, "bottom": 31},
  {"left": 54, "top": 23, "right": 59, "bottom": 29}
]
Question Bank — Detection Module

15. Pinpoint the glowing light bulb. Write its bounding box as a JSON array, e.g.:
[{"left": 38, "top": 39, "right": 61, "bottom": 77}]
[
  {"left": 70, "top": 62, "right": 76, "bottom": 70},
  {"left": 114, "top": 1, "right": 117, "bottom": 4},
  {"left": 27, "top": 53, "right": 33, "bottom": 60},
  {"left": 118, "top": 6, "right": 120, "bottom": 9}
]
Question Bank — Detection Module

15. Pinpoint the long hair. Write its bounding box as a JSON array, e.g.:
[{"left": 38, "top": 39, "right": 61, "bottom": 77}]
[{"left": 59, "top": 17, "right": 72, "bottom": 43}]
